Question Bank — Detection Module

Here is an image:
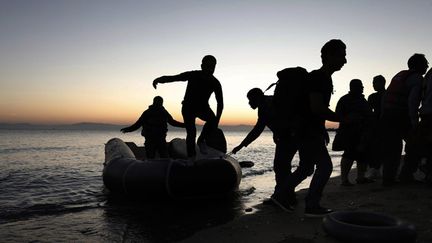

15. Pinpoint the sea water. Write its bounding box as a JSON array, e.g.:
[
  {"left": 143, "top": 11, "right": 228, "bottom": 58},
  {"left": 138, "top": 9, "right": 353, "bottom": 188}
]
[{"left": 0, "top": 129, "right": 342, "bottom": 242}]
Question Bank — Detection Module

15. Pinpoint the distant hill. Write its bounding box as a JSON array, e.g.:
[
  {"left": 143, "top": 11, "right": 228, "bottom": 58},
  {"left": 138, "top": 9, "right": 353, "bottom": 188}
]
[
  {"left": 0, "top": 122, "right": 123, "bottom": 130},
  {"left": 0, "top": 122, "right": 255, "bottom": 131},
  {"left": 0, "top": 123, "right": 338, "bottom": 131}
]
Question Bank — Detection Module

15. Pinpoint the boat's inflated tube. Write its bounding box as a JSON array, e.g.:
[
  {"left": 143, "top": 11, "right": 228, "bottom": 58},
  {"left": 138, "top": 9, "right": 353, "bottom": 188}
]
[
  {"left": 322, "top": 211, "right": 417, "bottom": 243},
  {"left": 103, "top": 138, "right": 241, "bottom": 199}
]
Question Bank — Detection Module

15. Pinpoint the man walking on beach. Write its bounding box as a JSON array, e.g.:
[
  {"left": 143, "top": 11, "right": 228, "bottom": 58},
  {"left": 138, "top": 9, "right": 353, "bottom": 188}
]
[
  {"left": 231, "top": 88, "right": 297, "bottom": 205},
  {"left": 152, "top": 55, "right": 224, "bottom": 158},
  {"left": 120, "top": 96, "right": 185, "bottom": 158},
  {"left": 380, "top": 54, "right": 429, "bottom": 186},
  {"left": 271, "top": 39, "right": 346, "bottom": 217}
]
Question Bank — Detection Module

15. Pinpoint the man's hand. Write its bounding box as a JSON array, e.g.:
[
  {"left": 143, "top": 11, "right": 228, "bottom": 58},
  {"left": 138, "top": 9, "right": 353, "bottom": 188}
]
[
  {"left": 232, "top": 145, "right": 243, "bottom": 154},
  {"left": 152, "top": 78, "right": 159, "bottom": 89}
]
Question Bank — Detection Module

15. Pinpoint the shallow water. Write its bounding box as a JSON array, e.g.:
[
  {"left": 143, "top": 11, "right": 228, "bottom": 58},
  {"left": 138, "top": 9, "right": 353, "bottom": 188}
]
[{"left": 0, "top": 129, "right": 342, "bottom": 242}]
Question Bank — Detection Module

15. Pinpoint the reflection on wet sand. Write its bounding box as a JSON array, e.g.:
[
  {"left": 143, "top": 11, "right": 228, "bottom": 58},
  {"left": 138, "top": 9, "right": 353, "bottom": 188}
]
[{"left": 102, "top": 193, "right": 245, "bottom": 242}]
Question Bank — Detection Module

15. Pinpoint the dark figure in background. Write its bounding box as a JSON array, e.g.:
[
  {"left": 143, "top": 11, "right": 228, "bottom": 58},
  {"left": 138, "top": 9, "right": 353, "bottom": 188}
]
[
  {"left": 365, "top": 75, "right": 386, "bottom": 179},
  {"left": 120, "top": 96, "right": 184, "bottom": 158},
  {"left": 231, "top": 88, "right": 297, "bottom": 205},
  {"left": 272, "top": 39, "right": 346, "bottom": 217},
  {"left": 368, "top": 75, "right": 386, "bottom": 119},
  {"left": 380, "top": 54, "right": 429, "bottom": 186},
  {"left": 153, "top": 55, "right": 224, "bottom": 158},
  {"left": 416, "top": 68, "right": 432, "bottom": 184},
  {"left": 335, "top": 79, "right": 374, "bottom": 186}
]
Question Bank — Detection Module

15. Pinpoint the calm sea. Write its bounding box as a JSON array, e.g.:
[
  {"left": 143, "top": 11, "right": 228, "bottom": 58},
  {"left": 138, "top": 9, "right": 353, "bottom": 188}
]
[{"left": 0, "top": 129, "right": 342, "bottom": 242}]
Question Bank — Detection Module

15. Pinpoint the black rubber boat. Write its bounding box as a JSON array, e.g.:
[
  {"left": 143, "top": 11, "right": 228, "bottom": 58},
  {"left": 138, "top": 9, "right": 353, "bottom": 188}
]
[{"left": 103, "top": 137, "right": 242, "bottom": 200}]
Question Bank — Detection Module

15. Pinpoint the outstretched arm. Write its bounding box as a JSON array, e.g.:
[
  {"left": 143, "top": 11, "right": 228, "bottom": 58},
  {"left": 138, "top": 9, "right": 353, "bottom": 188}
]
[
  {"left": 120, "top": 113, "right": 145, "bottom": 133},
  {"left": 232, "top": 120, "right": 265, "bottom": 154},
  {"left": 152, "top": 72, "right": 189, "bottom": 89},
  {"left": 167, "top": 112, "right": 185, "bottom": 128}
]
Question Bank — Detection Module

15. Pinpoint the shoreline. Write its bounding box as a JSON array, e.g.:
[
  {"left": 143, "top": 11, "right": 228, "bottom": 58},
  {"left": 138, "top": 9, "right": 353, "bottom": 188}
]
[{"left": 181, "top": 172, "right": 432, "bottom": 243}]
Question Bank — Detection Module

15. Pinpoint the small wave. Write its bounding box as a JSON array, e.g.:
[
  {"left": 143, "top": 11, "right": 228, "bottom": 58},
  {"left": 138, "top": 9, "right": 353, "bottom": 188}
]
[
  {"left": 242, "top": 168, "right": 273, "bottom": 177},
  {"left": 0, "top": 202, "right": 102, "bottom": 224},
  {"left": 0, "top": 173, "right": 11, "bottom": 182},
  {"left": 0, "top": 146, "right": 74, "bottom": 154}
]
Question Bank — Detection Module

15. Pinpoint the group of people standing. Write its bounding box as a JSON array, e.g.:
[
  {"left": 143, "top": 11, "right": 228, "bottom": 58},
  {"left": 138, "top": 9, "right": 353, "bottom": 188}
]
[
  {"left": 121, "top": 39, "right": 431, "bottom": 217},
  {"left": 334, "top": 54, "right": 431, "bottom": 189}
]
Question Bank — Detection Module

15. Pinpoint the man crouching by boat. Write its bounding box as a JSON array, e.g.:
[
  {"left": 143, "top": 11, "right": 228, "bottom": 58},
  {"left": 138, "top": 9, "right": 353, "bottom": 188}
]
[{"left": 121, "top": 96, "right": 185, "bottom": 158}]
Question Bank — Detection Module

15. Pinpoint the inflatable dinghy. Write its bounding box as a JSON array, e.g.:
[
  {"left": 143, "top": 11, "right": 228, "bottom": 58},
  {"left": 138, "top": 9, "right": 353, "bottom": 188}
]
[{"left": 103, "top": 137, "right": 241, "bottom": 200}]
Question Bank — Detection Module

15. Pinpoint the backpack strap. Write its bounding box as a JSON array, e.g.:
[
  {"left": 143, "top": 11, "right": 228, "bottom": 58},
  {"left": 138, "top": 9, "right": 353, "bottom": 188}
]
[{"left": 264, "top": 82, "right": 278, "bottom": 93}]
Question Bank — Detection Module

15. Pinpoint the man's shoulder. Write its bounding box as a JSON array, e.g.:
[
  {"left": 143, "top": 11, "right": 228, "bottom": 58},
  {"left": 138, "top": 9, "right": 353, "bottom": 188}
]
[
  {"left": 337, "top": 93, "right": 351, "bottom": 104},
  {"left": 368, "top": 92, "right": 379, "bottom": 99},
  {"left": 307, "top": 69, "right": 331, "bottom": 91},
  {"left": 406, "top": 72, "right": 424, "bottom": 82},
  {"left": 179, "top": 70, "right": 200, "bottom": 79},
  {"left": 399, "top": 72, "right": 423, "bottom": 91},
  {"left": 340, "top": 93, "right": 351, "bottom": 100},
  {"left": 308, "top": 69, "right": 324, "bottom": 77},
  {"left": 264, "top": 95, "right": 273, "bottom": 100},
  {"left": 262, "top": 96, "right": 273, "bottom": 107},
  {"left": 308, "top": 69, "right": 330, "bottom": 83}
]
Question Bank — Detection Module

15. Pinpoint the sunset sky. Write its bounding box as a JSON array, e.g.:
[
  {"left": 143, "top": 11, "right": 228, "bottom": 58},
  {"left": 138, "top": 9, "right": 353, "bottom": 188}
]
[{"left": 1, "top": 0, "right": 431, "bottom": 126}]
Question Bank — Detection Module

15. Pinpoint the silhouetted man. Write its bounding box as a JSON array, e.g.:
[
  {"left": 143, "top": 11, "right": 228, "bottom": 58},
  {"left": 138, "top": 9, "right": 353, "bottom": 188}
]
[
  {"left": 380, "top": 54, "right": 429, "bottom": 185},
  {"left": 232, "top": 88, "right": 296, "bottom": 205},
  {"left": 366, "top": 75, "right": 386, "bottom": 178},
  {"left": 272, "top": 39, "right": 346, "bottom": 217},
  {"left": 120, "top": 96, "right": 184, "bottom": 158},
  {"left": 335, "top": 79, "right": 373, "bottom": 186},
  {"left": 368, "top": 75, "right": 386, "bottom": 120},
  {"left": 232, "top": 88, "right": 274, "bottom": 154},
  {"left": 153, "top": 55, "right": 223, "bottom": 158},
  {"left": 416, "top": 68, "right": 432, "bottom": 184}
]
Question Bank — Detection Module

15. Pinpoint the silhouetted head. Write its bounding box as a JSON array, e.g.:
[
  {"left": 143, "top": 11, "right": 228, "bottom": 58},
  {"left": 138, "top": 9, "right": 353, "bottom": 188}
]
[
  {"left": 247, "top": 88, "right": 264, "bottom": 110},
  {"left": 349, "top": 79, "right": 363, "bottom": 95},
  {"left": 408, "top": 53, "right": 429, "bottom": 75},
  {"left": 153, "top": 96, "right": 163, "bottom": 107},
  {"left": 201, "top": 55, "right": 217, "bottom": 75},
  {"left": 372, "top": 75, "right": 386, "bottom": 92},
  {"left": 321, "top": 39, "right": 347, "bottom": 72}
]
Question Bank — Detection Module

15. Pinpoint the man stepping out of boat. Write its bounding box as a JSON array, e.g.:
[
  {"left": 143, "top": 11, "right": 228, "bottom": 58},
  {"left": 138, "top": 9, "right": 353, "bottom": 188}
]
[{"left": 153, "top": 55, "right": 224, "bottom": 158}]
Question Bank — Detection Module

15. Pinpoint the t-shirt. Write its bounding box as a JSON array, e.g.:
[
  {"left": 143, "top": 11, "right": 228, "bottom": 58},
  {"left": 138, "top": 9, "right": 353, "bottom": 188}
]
[
  {"left": 367, "top": 91, "right": 385, "bottom": 119},
  {"left": 257, "top": 96, "right": 275, "bottom": 132},
  {"left": 176, "top": 70, "right": 222, "bottom": 109},
  {"left": 240, "top": 96, "right": 275, "bottom": 147},
  {"left": 138, "top": 105, "right": 174, "bottom": 138},
  {"left": 306, "top": 69, "right": 333, "bottom": 133},
  {"left": 383, "top": 70, "right": 423, "bottom": 125},
  {"left": 337, "top": 92, "right": 372, "bottom": 132}
]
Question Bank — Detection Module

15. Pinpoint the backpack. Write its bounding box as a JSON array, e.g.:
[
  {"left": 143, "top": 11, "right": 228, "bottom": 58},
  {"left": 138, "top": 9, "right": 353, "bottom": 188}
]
[{"left": 265, "top": 66, "right": 309, "bottom": 137}]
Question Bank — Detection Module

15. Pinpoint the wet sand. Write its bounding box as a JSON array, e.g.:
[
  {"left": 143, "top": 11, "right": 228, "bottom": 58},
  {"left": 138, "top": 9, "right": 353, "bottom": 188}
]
[
  {"left": 181, "top": 172, "right": 432, "bottom": 243},
  {"left": 4, "top": 169, "right": 431, "bottom": 242}
]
